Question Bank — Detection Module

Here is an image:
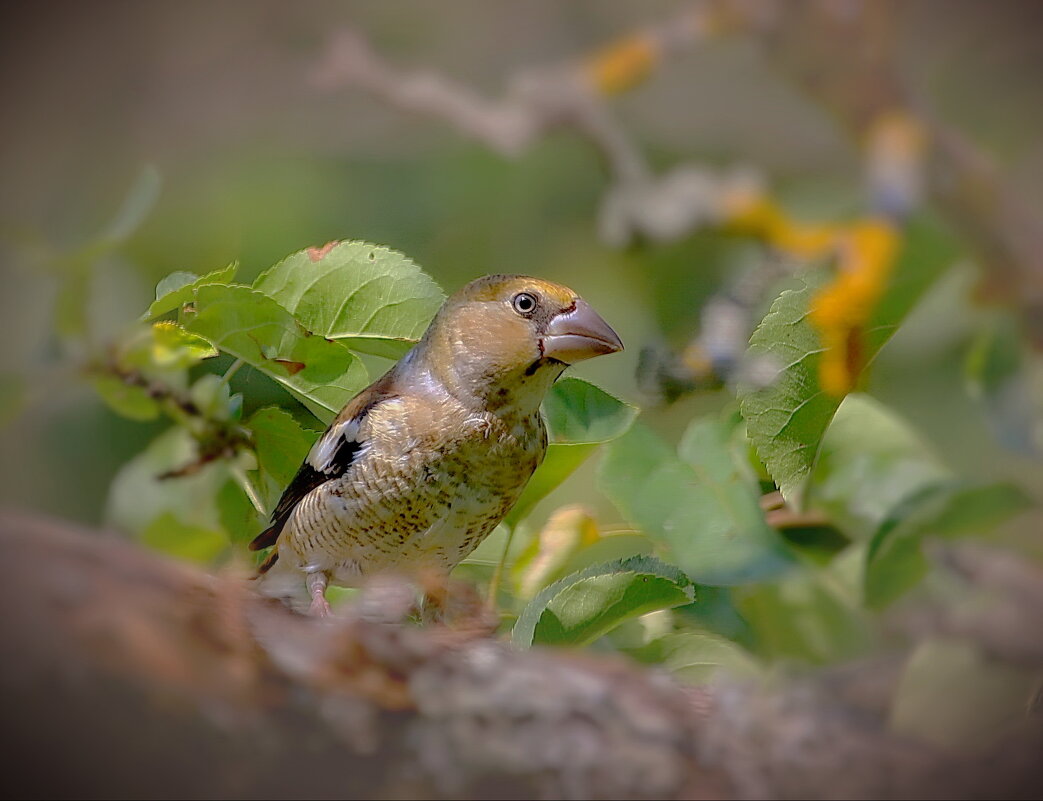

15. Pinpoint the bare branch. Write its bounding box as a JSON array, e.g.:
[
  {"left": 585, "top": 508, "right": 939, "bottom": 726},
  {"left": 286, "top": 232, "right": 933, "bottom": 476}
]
[
  {"left": 310, "top": 2, "right": 1043, "bottom": 340},
  {"left": 308, "top": 6, "right": 766, "bottom": 248}
]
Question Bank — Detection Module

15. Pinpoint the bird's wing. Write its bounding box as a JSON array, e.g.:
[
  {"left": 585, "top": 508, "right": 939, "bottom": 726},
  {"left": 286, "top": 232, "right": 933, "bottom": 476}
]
[{"left": 249, "top": 371, "right": 399, "bottom": 554}]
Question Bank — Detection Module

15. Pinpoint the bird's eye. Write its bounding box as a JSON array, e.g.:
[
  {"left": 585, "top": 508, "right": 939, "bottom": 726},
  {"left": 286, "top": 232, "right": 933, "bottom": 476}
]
[{"left": 512, "top": 292, "right": 538, "bottom": 316}]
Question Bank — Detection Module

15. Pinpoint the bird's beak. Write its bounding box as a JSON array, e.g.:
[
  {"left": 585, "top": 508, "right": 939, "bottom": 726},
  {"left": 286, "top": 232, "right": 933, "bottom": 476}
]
[{"left": 542, "top": 299, "right": 623, "bottom": 363}]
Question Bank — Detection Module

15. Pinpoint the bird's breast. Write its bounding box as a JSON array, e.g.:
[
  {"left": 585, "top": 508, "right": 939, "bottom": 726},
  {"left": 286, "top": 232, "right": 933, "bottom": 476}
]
[{"left": 286, "top": 395, "right": 546, "bottom": 578}]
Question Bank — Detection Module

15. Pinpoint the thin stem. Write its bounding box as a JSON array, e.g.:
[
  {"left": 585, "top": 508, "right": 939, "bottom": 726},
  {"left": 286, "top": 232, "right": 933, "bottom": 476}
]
[
  {"left": 221, "top": 358, "right": 245, "bottom": 385},
  {"left": 230, "top": 463, "right": 266, "bottom": 517},
  {"left": 486, "top": 523, "right": 516, "bottom": 613}
]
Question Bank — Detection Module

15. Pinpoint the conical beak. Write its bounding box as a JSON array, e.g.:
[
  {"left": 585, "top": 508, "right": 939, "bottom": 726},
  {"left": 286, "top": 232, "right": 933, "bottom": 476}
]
[{"left": 542, "top": 299, "right": 623, "bottom": 364}]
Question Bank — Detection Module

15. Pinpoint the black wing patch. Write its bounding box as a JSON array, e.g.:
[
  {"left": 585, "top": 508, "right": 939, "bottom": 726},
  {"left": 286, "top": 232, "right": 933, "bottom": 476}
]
[{"left": 249, "top": 431, "right": 363, "bottom": 555}]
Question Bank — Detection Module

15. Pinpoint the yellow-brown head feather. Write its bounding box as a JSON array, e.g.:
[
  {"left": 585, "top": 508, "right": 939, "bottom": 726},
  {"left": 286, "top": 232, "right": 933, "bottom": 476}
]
[
  {"left": 414, "top": 274, "right": 621, "bottom": 413},
  {"left": 454, "top": 274, "right": 577, "bottom": 307}
]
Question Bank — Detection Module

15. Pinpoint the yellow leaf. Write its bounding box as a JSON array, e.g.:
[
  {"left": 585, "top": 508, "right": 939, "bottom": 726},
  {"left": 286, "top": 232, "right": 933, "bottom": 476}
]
[
  {"left": 583, "top": 33, "right": 659, "bottom": 95},
  {"left": 809, "top": 218, "right": 900, "bottom": 396},
  {"left": 513, "top": 505, "right": 600, "bottom": 599},
  {"left": 723, "top": 194, "right": 839, "bottom": 259}
]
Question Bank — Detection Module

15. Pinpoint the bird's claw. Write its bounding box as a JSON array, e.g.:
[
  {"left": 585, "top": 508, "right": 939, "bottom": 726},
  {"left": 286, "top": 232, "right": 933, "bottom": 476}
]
[
  {"left": 309, "top": 595, "right": 333, "bottom": 618},
  {"left": 307, "top": 571, "right": 332, "bottom": 618}
]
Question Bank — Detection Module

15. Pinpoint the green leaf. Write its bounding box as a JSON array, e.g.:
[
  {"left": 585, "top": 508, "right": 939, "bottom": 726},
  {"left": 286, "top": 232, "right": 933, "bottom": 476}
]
[
  {"left": 632, "top": 631, "right": 761, "bottom": 685},
  {"left": 599, "top": 419, "right": 792, "bottom": 585},
  {"left": 735, "top": 560, "right": 873, "bottom": 664},
  {"left": 140, "top": 511, "right": 227, "bottom": 564},
  {"left": 252, "top": 241, "right": 445, "bottom": 359},
  {"left": 812, "top": 394, "right": 951, "bottom": 540},
  {"left": 144, "top": 262, "right": 238, "bottom": 320},
  {"left": 92, "top": 375, "right": 160, "bottom": 421},
  {"left": 247, "top": 407, "right": 319, "bottom": 487},
  {"left": 121, "top": 322, "right": 218, "bottom": 375},
  {"left": 512, "top": 555, "right": 695, "bottom": 648},
  {"left": 738, "top": 216, "right": 959, "bottom": 506},
  {"left": 674, "top": 584, "right": 754, "bottom": 643},
  {"left": 106, "top": 427, "right": 231, "bottom": 535},
  {"left": 0, "top": 373, "right": 26, "bottom": 428},
  {"left": 966, "top": 314, "right": 1023, "bottom": 396},
  {"left": 506, "top": 378, "right": 637, "bottom": 527},
  {"left": 217, "top": 478, "right": 261, "bottom": 544},
  {"left": 55, "top": 262, "right": 90, "bottom": 339},
  {"left": 152, "top": 322, "right": 218, "bottom": 366},
  {"left": 156, "top": 271, "right": 201, "bottom": 299},
  {"left": 862, "top": 217, "right": 960, "bottom": 352},
  {"left": 889, "top": 638, "right": 1040, "bottom": 751},
  {"left": 865, "top": 481, "right": 1033, "bottom": 608},
  {"left": 184, "top": 284, "right": 368, "bottom": 423},
  {"left": 99, "top": 164, "right": 162, "bottom": 245},
  {"left": 541, "top": 377, "right": 639, "bottom": 444},
  {"left": 965, "top": 312, "right": 1038, "bottom": 455},
  {"left": 187, "top": 374, "right": 239, "bottom": 421}
]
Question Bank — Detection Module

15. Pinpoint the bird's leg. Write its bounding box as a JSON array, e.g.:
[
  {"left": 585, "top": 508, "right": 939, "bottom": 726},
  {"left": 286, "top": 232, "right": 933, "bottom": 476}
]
[{"left": 306, "top": 571, "right": 332, "bottom": 618}]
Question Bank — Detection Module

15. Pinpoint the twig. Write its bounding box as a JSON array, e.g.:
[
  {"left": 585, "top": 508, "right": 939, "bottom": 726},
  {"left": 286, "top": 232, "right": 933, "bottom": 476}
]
[
  {"left": 311, "top": 3, "right": 1043, "bottom": 344},
  {"left": 220, "top": 357, "right": 245, "bottom": 385},
  {"left": 309, "top": 5, "right": 768, "bottom": 248},
  {"left": 759, "top": 490, "right": 832, "bottom": 530},
  {"left": 485, "top": 522, "right": 515, "bottom": 613},
  {"left": 96, "top": 359, "right": 255, "bottom": 479}
]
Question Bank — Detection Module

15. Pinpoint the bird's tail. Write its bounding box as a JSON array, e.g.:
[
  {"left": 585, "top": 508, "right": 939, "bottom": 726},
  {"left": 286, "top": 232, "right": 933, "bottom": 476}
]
[{"left": 256, "top": 546, "right": 279, "bottom": 574}]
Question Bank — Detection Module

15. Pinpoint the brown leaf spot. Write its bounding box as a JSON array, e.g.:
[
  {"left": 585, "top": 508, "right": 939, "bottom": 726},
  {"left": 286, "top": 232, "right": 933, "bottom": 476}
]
[
  {"left": 307, "top": 241, "right": 339, "bottom": 262},
  {"left": 272, "top": 359, "right": 306, "bottom": 375},
  {"left": 843, "top": 327, "right": 864, "bottom": 390}
]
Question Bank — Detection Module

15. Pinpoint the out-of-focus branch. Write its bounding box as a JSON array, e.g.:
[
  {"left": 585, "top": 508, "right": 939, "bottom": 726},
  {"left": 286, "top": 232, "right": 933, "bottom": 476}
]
[
  {"left": 748, "top": 0, "right": 1043, "bottom": 343},
  {"left": 926, "top": 125, "right": 1043, "bottom": 344},
  {"left": 310, "top": 0, "right": 1043, "bottom": 395},
  {"left": 311, "top": 6, "right": 715, "bottom": 167},
  {"left": 306, "top": 2, "right": 917, "bottom": 250},
  {"left": 310, "top": 5, "right": 770, "bottom": 249},
  {"left": 3, "top": 510, "right": 1042, "bottom": 799},
  {"left": 893, "top": 541, "right": 1043, "bottom": 668},
  {"left": 306, "top": 7, "right": 909, "bottom": 404},
  {"left": 91, "top": 356, "right": 255, "bottom": 478}
]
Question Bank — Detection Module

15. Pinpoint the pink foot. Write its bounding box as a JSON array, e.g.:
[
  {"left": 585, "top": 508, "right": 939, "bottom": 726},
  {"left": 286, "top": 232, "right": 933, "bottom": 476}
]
[
  {"left": 309, "top": 595, "right": 332, "bottom": 618},
  {"left": 306, "top": 571, "right": 332, "bottom": 618}
]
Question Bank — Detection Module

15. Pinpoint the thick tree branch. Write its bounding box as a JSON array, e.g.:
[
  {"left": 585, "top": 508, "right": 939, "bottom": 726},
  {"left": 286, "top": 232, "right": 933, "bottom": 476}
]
[{"left": 1, "top": 511, "right": 1040, "bottom": 799}]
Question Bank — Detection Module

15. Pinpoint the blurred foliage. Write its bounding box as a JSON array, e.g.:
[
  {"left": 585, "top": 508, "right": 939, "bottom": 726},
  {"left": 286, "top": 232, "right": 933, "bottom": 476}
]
[
  {"left": 2, "top": 1, "right": 1041, "bottom": 758},
  {"left": 512, "top": 555, "right": 694, "bottom": 649},
  {"left": 599, "top": 415, "right": 793, "bottom": 585},
  {"left": 737, "top": 215, "right": 959, "bottom": 506}
]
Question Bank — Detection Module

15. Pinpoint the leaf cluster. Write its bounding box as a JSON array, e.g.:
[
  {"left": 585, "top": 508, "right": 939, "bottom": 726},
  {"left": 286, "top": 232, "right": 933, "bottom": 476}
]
[{"left": 85, "top": 227, "right": 1037, "bottom": 747}]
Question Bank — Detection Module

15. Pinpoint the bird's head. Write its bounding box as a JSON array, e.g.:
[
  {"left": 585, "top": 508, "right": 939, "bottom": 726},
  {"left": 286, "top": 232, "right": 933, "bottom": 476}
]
[{"left": 417, "top": 274, "right": 623, "bottom": 412}]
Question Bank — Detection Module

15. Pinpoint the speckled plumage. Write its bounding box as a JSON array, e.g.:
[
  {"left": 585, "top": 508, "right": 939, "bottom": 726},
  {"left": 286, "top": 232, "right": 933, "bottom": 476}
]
[{"left": 252, "top": 274, "right": 622, "bottom": 614}]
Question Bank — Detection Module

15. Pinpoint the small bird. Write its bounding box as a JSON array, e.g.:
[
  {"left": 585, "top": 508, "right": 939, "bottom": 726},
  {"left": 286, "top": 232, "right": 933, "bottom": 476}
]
[{"left": 251, "top": 274, "right": 623, "bottom": 615}]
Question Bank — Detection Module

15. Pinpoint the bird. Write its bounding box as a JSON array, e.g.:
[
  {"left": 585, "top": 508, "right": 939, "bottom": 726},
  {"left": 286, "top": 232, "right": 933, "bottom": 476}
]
[{"left": 250, "top": 274, "right": 623, "bottom": 616}]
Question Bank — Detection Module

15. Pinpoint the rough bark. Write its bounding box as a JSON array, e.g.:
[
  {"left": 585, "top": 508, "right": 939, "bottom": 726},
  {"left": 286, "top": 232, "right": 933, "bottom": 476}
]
[{"left": 1, "top": 510, "right": 1039, "bottom": 800}]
